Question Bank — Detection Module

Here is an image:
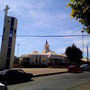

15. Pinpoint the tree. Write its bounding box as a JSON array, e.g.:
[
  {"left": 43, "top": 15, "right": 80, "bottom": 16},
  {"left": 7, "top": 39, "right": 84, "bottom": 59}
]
[
  {"left": 65, "top": 44, "right": 82, "bottom": 65},
  {"left": 68, "top": 0, "right": 90, "bottom": 33}
]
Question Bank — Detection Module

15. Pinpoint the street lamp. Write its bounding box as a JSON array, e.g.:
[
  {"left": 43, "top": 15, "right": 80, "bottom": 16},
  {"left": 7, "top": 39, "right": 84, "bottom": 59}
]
[{"left": 81, "top": 28, "right": 84, "bottom": 58}]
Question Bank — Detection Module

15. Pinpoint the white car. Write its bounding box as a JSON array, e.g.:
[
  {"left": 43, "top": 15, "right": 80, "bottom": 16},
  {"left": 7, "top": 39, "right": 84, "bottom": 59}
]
[
  {"left": 0, "top": 83, "right": 7, "bottom": 90},
  {"left": 80, "top": 64, "right": 90, "bottom": 71}
]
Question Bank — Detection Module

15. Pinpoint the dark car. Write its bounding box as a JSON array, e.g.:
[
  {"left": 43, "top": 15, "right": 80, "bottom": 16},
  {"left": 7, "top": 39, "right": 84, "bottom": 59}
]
[
  {"left": 0, "top": 69, "right": 33, "bottom": 84},
  {"left": 68, "top": 65, "right": 83, "bottom": 73}
]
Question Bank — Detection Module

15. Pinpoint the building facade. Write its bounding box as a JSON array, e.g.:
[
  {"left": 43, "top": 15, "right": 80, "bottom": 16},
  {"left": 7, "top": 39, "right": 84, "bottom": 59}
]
[
  {"left": 19, "top": 41, "right": 68, "bottom": 66},
  {"left": 0, "top": 5, "right": 18, "bottom": 70}
]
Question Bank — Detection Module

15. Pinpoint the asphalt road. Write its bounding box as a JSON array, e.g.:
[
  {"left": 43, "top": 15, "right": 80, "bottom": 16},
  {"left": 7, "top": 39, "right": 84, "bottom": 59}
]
[{"left": 8, "top": 72, "right": 90, "bottom": 90}]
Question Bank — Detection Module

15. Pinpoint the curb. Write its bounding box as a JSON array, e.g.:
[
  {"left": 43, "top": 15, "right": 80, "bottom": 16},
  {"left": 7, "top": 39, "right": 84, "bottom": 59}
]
[{"left": 33, "top": 71, "right": 68, "bottom": 77}]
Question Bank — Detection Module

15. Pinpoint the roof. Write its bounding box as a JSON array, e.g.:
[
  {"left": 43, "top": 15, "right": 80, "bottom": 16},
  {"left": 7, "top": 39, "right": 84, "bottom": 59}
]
[
  {"left": 46, "top": 51, "right": 56, "bottom": 55},
  {"left": 20, "top": 54, "right": 30, "bottom": 58},
  {"left": 31, "top": 51, "right": 40, "bottom": 55},
  {"left": 58, "top": 54, "right": 67, "bottom": 57}
]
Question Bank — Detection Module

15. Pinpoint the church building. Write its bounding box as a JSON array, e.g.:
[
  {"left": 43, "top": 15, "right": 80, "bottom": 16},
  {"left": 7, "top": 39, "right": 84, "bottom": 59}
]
[{"left": 19, "top": 40, "right": 68, "bottom": 66}]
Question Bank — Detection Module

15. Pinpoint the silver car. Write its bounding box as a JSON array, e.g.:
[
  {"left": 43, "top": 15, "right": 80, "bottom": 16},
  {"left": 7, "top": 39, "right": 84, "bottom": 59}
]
[
  {"left": 0, "top": 83, "right": 7, "bottom": 90},
  {"left": 80, "top": 64, "right": 90, "bottom": 71}
]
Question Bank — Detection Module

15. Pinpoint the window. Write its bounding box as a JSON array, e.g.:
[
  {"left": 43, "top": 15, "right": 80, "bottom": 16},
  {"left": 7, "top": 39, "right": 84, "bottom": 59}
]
[
  {"left": 7, "top": 48, "right": 11, "bottom": 58},
  {"left": 8, "top": 37, "right": 12, "bottom": 47},
  {"left": 11, "top": 17, "right": 14, "bottom": 26},
  {"left": 8, "top": 20, "right": 10, "bottom": 23},
  {"left": 6, "top": 58, "right": 10, "bottom": 69}
]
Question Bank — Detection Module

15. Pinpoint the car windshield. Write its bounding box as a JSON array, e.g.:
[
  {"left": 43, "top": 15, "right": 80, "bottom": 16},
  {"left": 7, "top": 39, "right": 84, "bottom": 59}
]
[
  {"left": 81, "top": 64, "right": 87, "bottom": 67},
  {"left": 17, "top": 69, "right": 25, "bottom": 73}
]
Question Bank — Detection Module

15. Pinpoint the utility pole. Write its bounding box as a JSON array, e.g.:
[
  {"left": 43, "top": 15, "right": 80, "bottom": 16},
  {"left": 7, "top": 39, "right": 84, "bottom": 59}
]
[
  {"left": 87, "top": 46, "right": 89, "bottom": 64},
  {"left": 81, "top": 28, "right": 84, "bottom": 58}
]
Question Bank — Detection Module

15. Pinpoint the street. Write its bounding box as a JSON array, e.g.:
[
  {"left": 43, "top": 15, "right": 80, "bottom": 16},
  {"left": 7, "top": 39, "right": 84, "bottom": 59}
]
[{"left": 8, "top": 72, "right": 90, "bottom": 90}]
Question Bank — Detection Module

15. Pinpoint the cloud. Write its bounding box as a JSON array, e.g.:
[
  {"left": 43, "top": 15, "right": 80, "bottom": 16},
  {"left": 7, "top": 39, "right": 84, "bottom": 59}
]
[
  {"left": 74, "top": 39, "right": 90, "bottom": 47},
  {"left": 84, "top": 48, "right": 90, "bottom": 53},
  {"left": 28, "top": 10, "right": 70, "bottom": 28},
  {"left": 56, "top": 47, "right": 66, "bottom": 54},
  {"left": 15, "top": 37, "right": 45, "bottom": 54},
  {"left": 0, "top": 0, "right": 46, "bottom": 16},
  {"left": 0, "top": 0, "right": 89, "bottom": 57},
  {"left": 0, "top": 0, "right": 72, "bottom": 32},
  {"left": 0, "top": 0, "right": 70, "bottom": 29}
]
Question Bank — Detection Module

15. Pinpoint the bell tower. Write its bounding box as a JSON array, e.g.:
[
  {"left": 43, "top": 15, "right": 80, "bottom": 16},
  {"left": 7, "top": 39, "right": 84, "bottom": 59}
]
[
  {"left": 45, "top": 40, "right": 50, "bottom": 52},
  {"left": 0, "top": 5, "right": 18, "bottom": 70},
  {"left": 42, "top": 40, "right": 50, "bottom": 54}
]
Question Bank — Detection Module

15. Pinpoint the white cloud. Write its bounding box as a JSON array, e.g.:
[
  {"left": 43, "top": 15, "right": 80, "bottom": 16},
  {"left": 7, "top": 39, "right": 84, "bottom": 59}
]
[
  {"left": 15, "top": 37, "right": 44, "bottom": 55},
  {"left": 74, "top": 39, "right": 89, "bottom": 47},
  {"left": 0, "top": 0, "right": 46, "bottom": 16},
  {"left": 28, "top": 10, "right": 70, "bottom": 28},
  {"left": 0, "top": 0, "right": 89, "bottom": 57},
  {"left": 0, "top": 0, "right": 70, "bottom": 29},
  {"left": 56, "top": 47, "right": 66, "bottom": 54},
  {"left": 84, "top": 48, "right": 90, "bottom": 53}
]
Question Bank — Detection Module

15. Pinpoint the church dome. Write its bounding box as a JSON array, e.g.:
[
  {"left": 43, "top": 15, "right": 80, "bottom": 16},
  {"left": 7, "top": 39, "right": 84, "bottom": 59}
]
[
  {"left": 31, "top": 51, "right": 40, "bottom": 55},
  {"left": 46, "top": 51, "right": 56, "bottom": 55}
]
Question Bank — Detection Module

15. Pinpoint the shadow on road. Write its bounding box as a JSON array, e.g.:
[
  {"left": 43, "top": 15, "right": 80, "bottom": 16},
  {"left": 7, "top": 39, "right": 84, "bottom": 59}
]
[{"left": 1, "top": 79, "right": 34, "bottom": 86}]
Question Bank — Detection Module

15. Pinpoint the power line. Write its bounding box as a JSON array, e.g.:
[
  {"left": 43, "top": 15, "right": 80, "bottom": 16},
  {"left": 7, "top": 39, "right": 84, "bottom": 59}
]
[
  {"left": 16, "top": 35, "right": 90, "bottom": 37},
  {"left": 0, "top": 34, "right": 90, "bottom": 37}
]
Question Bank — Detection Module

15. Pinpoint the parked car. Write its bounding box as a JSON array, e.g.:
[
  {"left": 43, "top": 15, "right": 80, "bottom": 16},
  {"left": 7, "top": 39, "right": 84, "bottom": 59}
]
[
  {"left": 80, "top": 64, "right": 90, "bottom": 71},
  {"left": 0, "top": 69, "right": 33, "bottom": 85},
  {"left": 0, "top": 83, "right": 7, "bottom": 90},
  {"left": 68, "top": 65, "right": 83, "bottom": 73}
]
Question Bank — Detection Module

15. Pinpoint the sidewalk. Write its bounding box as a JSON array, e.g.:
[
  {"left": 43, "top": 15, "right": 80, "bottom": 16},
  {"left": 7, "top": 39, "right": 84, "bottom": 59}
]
[
  {"left": 68, "top": 82, "right": 90, "bottom": 90},
  {"left": 17, "top": 68, "right": 68, "bottom": 77}
]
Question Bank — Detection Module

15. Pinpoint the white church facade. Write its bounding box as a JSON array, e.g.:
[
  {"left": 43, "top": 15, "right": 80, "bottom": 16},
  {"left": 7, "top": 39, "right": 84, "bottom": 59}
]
[{"left": 19, "top": 41, "right": 68, "bottom": 66}]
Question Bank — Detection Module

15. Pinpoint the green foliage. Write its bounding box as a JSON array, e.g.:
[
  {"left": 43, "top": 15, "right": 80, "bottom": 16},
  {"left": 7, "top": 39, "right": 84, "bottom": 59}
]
[
  {"left": 65, "top": 44, "right": 82, "bottom": 65},
  {"left": 68, "top": 0, "right": 90, "bottom": 33}
]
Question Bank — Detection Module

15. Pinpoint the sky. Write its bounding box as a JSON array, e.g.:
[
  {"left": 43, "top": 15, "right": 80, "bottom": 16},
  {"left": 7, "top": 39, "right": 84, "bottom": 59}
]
[{"left": 0, "top": 0, "right": 90, "bottom": 58}]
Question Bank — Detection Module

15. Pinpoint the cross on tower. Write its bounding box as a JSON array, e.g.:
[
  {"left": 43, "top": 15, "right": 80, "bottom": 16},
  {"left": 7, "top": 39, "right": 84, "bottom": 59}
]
[{"left": 4, "top": 5, "right": 9, "bottom": 16}]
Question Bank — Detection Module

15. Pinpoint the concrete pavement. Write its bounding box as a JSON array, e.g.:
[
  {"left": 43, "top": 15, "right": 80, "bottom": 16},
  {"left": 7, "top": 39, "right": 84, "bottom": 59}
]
[
  {"left": 68, "top": 81, "right": 90, "bottom": 90},
  {"left": 16, "top": 68, "right": 68, "bottom": 77},
  {"left": 8, "top": 72, "right": 90, "bottom": 90}
]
